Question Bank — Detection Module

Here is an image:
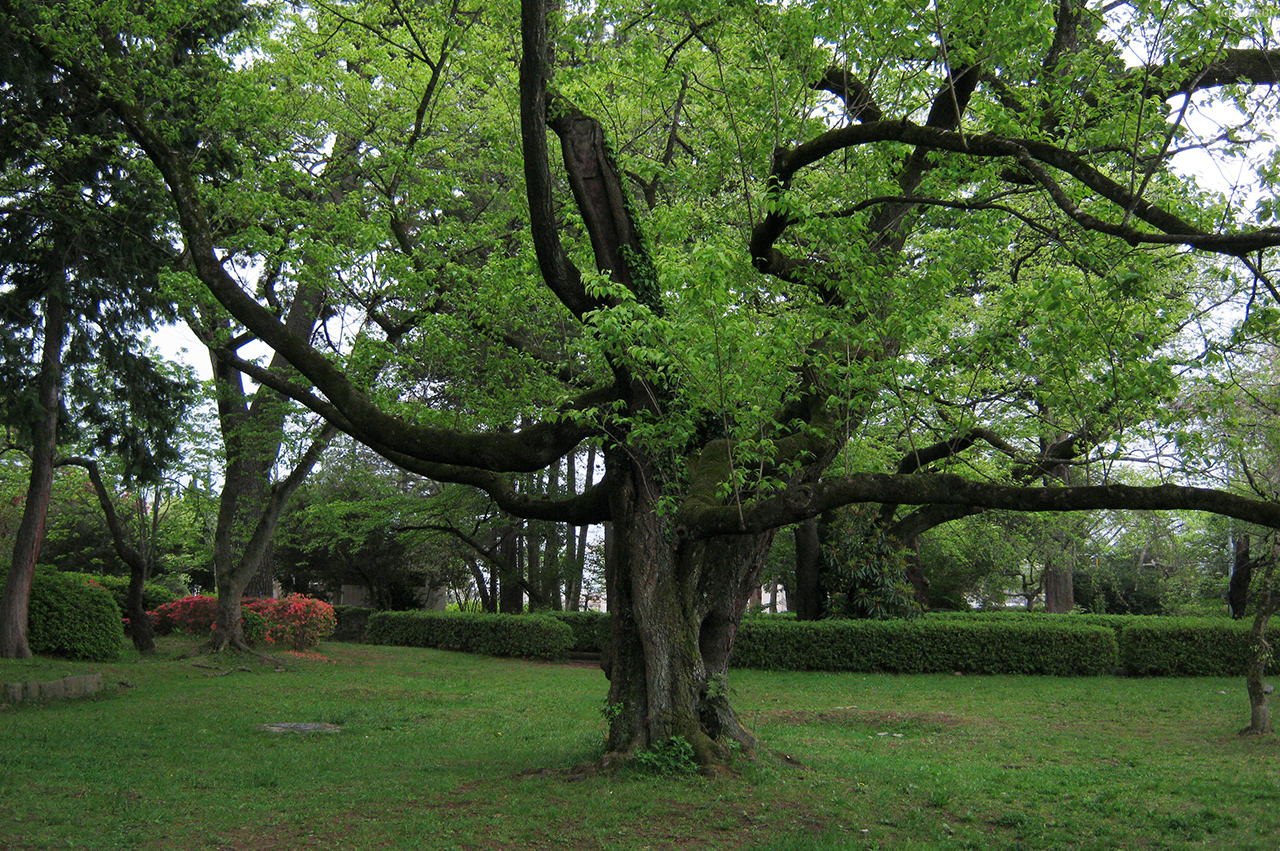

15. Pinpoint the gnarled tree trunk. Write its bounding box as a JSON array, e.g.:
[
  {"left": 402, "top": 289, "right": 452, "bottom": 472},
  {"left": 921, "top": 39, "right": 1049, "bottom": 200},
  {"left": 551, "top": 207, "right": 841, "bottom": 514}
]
[{"left": 602, "top": 456, "right": 773, "bottom": 770}]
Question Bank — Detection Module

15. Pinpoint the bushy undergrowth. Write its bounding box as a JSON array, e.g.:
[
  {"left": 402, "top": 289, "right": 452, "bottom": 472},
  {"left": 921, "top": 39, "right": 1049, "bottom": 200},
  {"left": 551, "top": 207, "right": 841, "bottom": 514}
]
[
  {"left": 27, "top": 572, "right": 123, "bottom": 661},
  {"left": 366, "top": 610, "right": 573, "bottom": 661},
  {"left": 151, "top": 594, "right": 336, "bottom": 649},
  {"left": 45, "top": 570, "right": 180, "bottom": 618}
]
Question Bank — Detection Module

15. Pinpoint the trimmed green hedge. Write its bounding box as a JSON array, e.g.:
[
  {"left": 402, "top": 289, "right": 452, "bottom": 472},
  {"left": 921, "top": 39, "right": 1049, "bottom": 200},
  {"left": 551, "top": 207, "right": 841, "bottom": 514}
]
[
  {"left": 732, "top": 618, "right": 1117, "bottom": 675},
  {"left": 361, "top": 608, "right": 1261, "bottom": 677},
  {"left": 547, "top": 610, "right": 612, "bottom": 653},
  {"left": 28, "top": 572, "right": 124, "bottom": 661},
  {"left": 332, "top": 606, "right": 374, "bottom": 642},
  {"left": 928, "top": 612, "right": 1258, "bottom": 676},
  {"left": 365, "top": 611, "right": 573, "bottom": 661},
  {"left": 1120, "top": 617, "right": 1255, "bottom": 676}
]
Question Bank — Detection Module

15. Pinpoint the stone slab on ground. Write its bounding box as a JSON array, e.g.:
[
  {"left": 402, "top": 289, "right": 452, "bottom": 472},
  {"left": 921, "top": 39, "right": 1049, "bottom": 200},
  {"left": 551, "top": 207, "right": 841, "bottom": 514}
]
[{"left": 1, "top": 673, "right": 103, "bottom": 706}]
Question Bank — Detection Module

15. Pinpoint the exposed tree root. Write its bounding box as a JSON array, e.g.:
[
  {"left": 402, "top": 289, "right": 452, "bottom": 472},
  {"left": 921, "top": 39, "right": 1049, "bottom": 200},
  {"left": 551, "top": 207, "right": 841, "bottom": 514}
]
[{"left": 175, "top": 636, "right": 288, "bottom": 669}]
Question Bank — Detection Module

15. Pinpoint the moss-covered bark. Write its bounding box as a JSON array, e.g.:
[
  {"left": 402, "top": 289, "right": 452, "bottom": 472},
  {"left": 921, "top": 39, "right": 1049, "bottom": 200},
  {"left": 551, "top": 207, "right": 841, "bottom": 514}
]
[{"left": 601, "top": 456, "right": 774, "bottom": 770}]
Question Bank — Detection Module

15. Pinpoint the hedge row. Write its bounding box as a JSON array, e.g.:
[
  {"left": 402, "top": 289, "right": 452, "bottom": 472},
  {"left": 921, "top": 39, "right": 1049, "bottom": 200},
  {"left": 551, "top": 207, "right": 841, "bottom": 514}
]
[
  {"left": 361, "top": 608, "right": 1263, "bottom": 676},
  {"left": 547, "top": 611, "right": 613, "bottom": 653},
  {"left": 331, "top": 606, "right": 374, "bottom": 642},
  {"left": 732, "top": 618, "right": 1117, "bottom": 675},
  {"left": 365, "top": 611, "right": 573, "bottom": 661},
  {"left": 1120, "top": 618, "right": 1254, "bottom": 676}
]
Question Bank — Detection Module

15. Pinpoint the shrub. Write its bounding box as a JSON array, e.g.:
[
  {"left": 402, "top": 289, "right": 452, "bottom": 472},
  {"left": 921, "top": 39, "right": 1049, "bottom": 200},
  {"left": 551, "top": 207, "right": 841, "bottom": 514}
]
[
  {"left": 331, "top": 606, "right": 373, "bottom": 642},
  {"left": 731, "top": 617, "right": 1117, "bottom": 675},
  {"left": 249, "top": 595, "right": 336, "bottom": 650},
  {"left": 1120, "top": 617, "right": 1254, "bottom": 676},
  {"left": 151, "top": 595, "right": 219, "bottom": 635},
  {"left": 547, "top": 610, "right": 611, "bottom": 652},
  {"left": 366, "top": 611, "right": 573, "bottom": 661},
  {"left": 28, "top": 572, "right": 123, "bottom": 661},
  {"left": 50, "top": 571, "right": 181, "bottom": 618},
  {"left": 150, "top": 594, "right": 336, "bottom": 649}
]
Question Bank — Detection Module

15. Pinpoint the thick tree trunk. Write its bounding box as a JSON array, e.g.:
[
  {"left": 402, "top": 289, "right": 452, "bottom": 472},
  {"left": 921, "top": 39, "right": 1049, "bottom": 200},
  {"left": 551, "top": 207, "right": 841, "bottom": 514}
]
[
  {"left": 498, "top": 526, "right": 523, "bottom": 614},
  {"left": 0, "top": 295, "right": 66, "bottom": 659},
  {"left": 211, "top": 461, "right": 273, "bottom": 651},
  {"left": 125, "top": 567, "right": 156, "bottom": 653},
  {"left": 209, "top": 421, "right": 335, "bottom": 652},
  {"left": 1229, "top": 533, "right": 1254, "bottom": 619},
  {"left": 602, "top": 461, "right": 773, "bottom": 771}
]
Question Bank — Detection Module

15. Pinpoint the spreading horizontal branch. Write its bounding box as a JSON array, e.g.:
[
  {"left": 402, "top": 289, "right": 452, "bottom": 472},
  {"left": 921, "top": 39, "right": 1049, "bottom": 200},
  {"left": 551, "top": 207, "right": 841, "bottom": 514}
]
[{"left": 676, "top": 473, "right": 1280, "bottom": 539}]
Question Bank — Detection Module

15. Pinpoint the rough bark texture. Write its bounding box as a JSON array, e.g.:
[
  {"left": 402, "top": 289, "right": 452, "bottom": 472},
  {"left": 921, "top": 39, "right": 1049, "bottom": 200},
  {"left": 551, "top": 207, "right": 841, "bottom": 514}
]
[
  {"left": 0, "top": 295, "right": 66, "bottom": 659},
  {"left": 602, "top": 454, "right": 772, "bottom": 770},
  {"left": 1043, "top": 554, "right": 1075, "bottom": 613},
  {"left": 1242, "top": 555, "right": 1277, "bottom": 736}
]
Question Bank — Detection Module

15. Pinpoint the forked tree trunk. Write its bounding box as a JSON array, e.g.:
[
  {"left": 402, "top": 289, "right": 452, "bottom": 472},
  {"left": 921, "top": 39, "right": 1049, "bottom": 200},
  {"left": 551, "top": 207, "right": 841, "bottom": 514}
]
[{"left": 602, "top": 461, "right": 774, "bottom": 771}]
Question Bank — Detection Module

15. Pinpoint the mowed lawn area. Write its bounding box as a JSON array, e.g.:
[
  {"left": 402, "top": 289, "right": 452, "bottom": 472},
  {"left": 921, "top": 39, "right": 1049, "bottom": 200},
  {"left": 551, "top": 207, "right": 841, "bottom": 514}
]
[{"left": 1, "top": 639, "right": 1278, "bottom": 851}]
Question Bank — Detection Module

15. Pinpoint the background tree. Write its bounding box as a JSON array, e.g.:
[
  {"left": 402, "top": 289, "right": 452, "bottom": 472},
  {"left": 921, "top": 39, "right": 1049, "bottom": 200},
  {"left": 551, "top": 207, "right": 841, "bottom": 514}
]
[{"left": 0, "top": 15, "right": 196, "bottom": 657}]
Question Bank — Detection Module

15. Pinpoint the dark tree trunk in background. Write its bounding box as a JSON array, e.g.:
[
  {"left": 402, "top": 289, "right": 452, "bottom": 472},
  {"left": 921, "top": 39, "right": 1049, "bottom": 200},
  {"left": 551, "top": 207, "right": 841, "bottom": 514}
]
[
  {"left": 1042, "top": 443, "right": 1075, "bottom": 614},
  {"left": 901, "top": 539, "right": 931, "bottom": 608},
  {"left": 0, "top": 295, "right": 66, "bottom": 659},
  {"left": 498, "top": 526, "right": 523, "bottom": 613},
  {"left": 1043, "top": 554, "right": 1075, "bottom": 613},
  {"left": 792, "top": 517, "right": 824, "bottom": 620},
  {"left": 1230, "top": 533, "right": 1254, "bottom": 619}
]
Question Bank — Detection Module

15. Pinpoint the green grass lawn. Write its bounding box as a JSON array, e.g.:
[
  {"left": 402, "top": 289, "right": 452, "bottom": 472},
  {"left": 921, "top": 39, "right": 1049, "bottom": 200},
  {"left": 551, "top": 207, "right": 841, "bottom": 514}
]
[{"left": 1, "top": 638, "right": 1277, "bottom": 850}]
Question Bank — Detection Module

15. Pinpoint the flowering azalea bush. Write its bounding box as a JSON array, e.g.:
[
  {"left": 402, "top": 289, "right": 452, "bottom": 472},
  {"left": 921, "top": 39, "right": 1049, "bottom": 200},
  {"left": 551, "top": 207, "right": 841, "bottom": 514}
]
[
  {"left": 150, "top": 594, "right": 336, "bottom": 649},
  {"left": 248, "top": 595, "right": 337, "bottom": 650},
  {"left": 151, "top": 595, "right": 219, "bottom": 635}
]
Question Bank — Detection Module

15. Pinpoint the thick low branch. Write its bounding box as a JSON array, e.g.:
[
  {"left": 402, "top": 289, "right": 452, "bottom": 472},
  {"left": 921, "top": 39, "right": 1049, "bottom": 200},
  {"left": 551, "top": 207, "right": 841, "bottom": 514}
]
[
  {"left": 372, "top": 443, "right": 615, "bottom": 525},
  {"left": 1147, "top": 49, "right": 1280, "bottom": 98},
  {"left": 676, "top": 473, "right": 1280, "bottom": 539}
]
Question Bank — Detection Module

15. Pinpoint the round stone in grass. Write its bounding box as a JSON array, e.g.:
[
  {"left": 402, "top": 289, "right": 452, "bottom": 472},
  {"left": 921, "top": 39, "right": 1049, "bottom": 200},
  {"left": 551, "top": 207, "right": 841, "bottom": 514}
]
[{"left": 256, "top": 722, "right": 342, "bottom": 734}]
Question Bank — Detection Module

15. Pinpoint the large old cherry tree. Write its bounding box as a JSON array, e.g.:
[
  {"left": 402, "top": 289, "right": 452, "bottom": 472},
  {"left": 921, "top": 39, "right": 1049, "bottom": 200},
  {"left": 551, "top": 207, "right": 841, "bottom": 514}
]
[{"left": 5, "top": 0, "right": 1280, "bottom": 765}]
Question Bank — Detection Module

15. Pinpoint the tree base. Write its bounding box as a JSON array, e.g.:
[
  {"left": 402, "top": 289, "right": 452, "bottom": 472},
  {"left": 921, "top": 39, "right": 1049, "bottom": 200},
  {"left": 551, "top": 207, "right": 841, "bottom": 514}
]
[{"left": 1238, "top": 724, "right": 1273, "bottom": 736}]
